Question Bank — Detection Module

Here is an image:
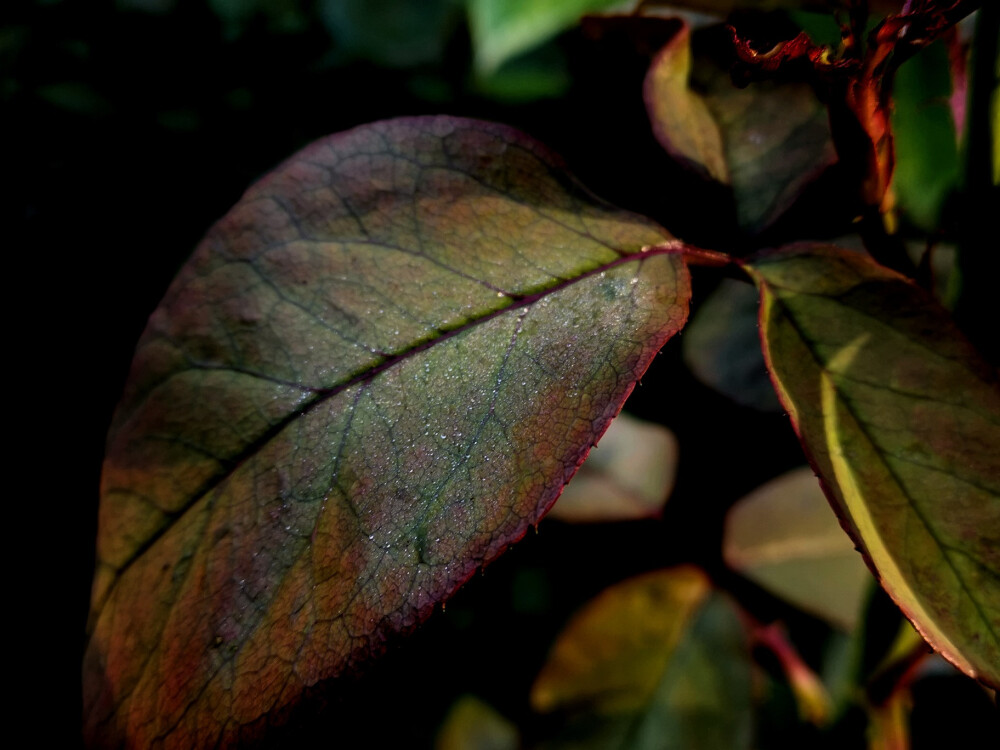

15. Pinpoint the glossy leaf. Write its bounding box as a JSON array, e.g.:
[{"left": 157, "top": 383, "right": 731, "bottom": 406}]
[
  {"left": 547, "top": 412, "right": 678, "bottom": 523},
  {"left": 644, "top": 21, "right": 835, "bottom": 231},
  {"left": 745, "top": 244, "right": 1000, "bottom": 689},
  {"left": 84, "top": 116, "right": 691, "bottom": 748},
  {"left": 725, "top": 466, "right": 872, "bottom": 631},
  {"left": 682, "top": 277, "right": 782, "bottom": 411},
  {"left": 531, "top": 568, "right": 754, "bottom": 749}
]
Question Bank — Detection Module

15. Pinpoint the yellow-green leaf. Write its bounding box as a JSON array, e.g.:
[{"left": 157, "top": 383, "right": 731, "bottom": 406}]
[
  {"left": 435, "top": 695, "right": 519, "bottom": 750},
  {"left": 531, "top": 568, "right": 754, "bottom": 749},
  {"left": 745, "top": 244, "right": 1000, "bottom": 689},
  {"left": 468, "top": 0, "right": 621, "bottom": 74},
  {"left": 84, "top": 116, "right": 690, "bottom": 748}
]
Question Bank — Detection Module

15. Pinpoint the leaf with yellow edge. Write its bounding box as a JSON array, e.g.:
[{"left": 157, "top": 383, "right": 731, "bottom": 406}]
[
  {"left": 83, "top": 116, "right": 691, "bottom": 749},
  {"left": 531, "top": 567, "right": 753, "bottom": 749},
  {"left": 744, "top": 244, "right": 1000, "bottom": 689}
]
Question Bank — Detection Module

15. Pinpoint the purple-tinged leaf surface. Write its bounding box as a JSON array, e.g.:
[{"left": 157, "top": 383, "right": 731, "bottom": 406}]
[
  {"left": 84, "top": 116, "right": 690, "bottom": 748},
  {"left": 746, "top": 244, "right": 1000, "bottom": 689}
]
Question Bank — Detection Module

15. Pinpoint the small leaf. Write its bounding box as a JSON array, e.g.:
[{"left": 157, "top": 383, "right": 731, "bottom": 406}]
[
  {"left": 531, "top": 567, "right": 754, "bottom": 749},
  {"left": 435, "top": 695, "right": 519, "bottom": 750},
  {"left": 84, "top": 116, "right": 691, "bottom": 748},
  {"left": 745, "top": 244, "right": 1000, "bottom": 689},
  {"left": 548, "top": 412, "right": 678, "bottom": 523},
  {"left": 468, "top": 0, "right": 622, "bottom": 74},
  {"left": 643, "top": 22, "right": 729, "bottom": 184},
  {"left": 682, "top": 277, "right": 782, "bottom": 411},
  {"left": 644, "top": 21, "right": 836, "bottom": 232},
  {"left": 725, "top": 466, "right": 872, "bottom": 631}
]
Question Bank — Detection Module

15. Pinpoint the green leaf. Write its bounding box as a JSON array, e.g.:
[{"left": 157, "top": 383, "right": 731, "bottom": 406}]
[
  {"left": 467, "top": 0, "right": 622, "bottom": 74},
  {"left": 725, "top": 467, "right": 872, "bottom": 631},
  {"left": 892, "top": 39, "right": 961, "bottom": 232},
  {"left": 83, "top": 116, "right": 690, "bottom": 748},
  {"left": 745, "top": 244, "right": 1000, "bottom": 689},
  {"left": 644, "top": 21, "right": 835, "bottom": 232},
  {"left": 548, "top": 412, "right": 678, "bottom": 523},
  {"left": 531, "top": 567, "right": 754, "bottom": 749}
]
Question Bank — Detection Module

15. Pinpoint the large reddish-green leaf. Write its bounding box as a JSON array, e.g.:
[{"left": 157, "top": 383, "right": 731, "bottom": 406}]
[
  {"left": 644, "top": 21, "right": 835, "bottom": 232},
  {"left": 84, "top": 116, "right": 690, "bottom": 748},
  {"left": 744, "top": 244, "right": 1000, "bottom": 689}
]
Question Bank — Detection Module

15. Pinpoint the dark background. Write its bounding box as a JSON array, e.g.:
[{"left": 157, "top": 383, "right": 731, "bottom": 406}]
[{"left": 8, "top": 1, "right": 995, "bottom": 746}]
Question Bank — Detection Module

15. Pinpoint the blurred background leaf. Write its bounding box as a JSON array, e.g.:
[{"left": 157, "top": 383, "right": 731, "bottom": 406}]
[
  {"left": 682, "top": 277, "right": 782, "bottom": 412},
  {"left": 724, "top": 467, "right": 872, "bottom": 632},
  {"left": 892, "top": 39, "right": 961, "bottom": 233},
  {"left": 435, "top": 695, "right": 520, "bottom": 750},
  {"left": 549, "top": 412, "right": 679, "bottom": 523},
  {"left": 531, "top": 568, "right": 755, "bottom": 749},
  {"left": 467, "top": 0, "right": 623, "bottom": 74}
]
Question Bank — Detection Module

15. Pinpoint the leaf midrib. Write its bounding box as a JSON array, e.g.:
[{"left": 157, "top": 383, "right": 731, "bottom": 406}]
[
  {"left": 99, "top": 243, "right": 683, "bottom": 614},
  {"left": 766, "top": 290, "right": 1000, "bottom": 658}
]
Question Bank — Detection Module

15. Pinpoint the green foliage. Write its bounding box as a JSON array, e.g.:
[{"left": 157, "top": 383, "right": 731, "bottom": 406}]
[{"left": 75, "top": 1, "right": 998, "bottom": 747}]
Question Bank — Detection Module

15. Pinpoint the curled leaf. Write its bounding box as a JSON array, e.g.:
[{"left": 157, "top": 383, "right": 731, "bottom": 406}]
[
  {"left": 84, "top": 116, "right": 691, "bottom": 748},
  {"left": 644, "top": 21, "right": 836, "bottom": 232}
]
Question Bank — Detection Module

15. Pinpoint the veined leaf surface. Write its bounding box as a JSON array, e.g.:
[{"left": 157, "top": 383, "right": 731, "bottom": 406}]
[
  {"left": 746, "top": 244, "right": 1000, "bottom": 688},
  {"left": 84, "top": 116, "right": 690, "bottom": 748}
]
